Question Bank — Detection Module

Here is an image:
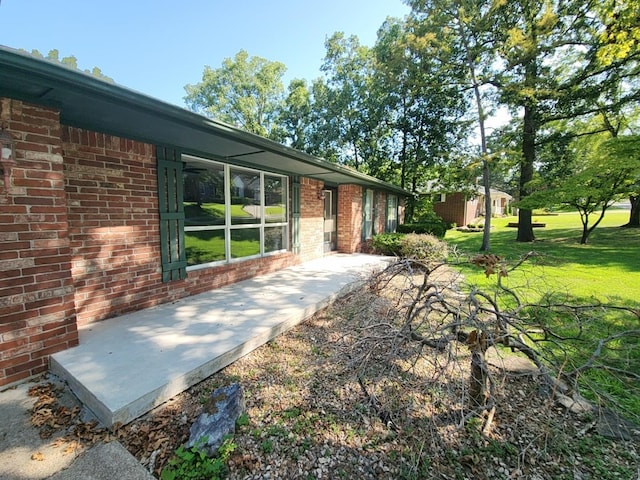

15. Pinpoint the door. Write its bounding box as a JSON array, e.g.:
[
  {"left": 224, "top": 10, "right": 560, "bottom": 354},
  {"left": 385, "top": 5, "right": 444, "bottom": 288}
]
[{"left": 323, "top": 189, "right": 337, "bottom": 252}]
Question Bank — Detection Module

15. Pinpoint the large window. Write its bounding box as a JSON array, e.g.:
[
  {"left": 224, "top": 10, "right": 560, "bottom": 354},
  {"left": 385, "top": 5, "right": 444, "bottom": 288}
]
[{"left": 183, "top": 156, "right": 288, "bottom": 268}]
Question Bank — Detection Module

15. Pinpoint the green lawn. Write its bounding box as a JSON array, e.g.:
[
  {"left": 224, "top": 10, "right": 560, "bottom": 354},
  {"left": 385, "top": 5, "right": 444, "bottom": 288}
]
[
  {"left": 445, "top": 209, "right": 640, "bottom": 306},
  {"left": 444, "top": 209, "right": 639, "bottom": 419}
]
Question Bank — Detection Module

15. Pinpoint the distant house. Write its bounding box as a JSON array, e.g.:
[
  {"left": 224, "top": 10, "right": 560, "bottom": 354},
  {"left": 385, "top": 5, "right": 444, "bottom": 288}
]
[
  {"left": 432, "top": 187, "right": 512, "bottom": 227},
  {"left": 0, "top": 47, "right": 410, "bottom": 388}
]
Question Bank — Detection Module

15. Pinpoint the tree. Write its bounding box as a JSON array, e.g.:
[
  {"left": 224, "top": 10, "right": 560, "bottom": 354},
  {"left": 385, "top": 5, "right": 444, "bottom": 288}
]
[
  {"left": 406, "top": 0, "right": 502, "bottom": 250},
  {"left": 277, "top": 79, "right": 313, "bottom": 151},
  {"left": 489, "top": 0, "right": 639, "bottom": 242},
  {"left": 373, "top": 16, "right": 470, "bottom": 216},
  {"left": 21, "top": 48, "right": 114, "bottom": 82},
  {"left": 520, "top": 135, "right": 640, "bottom": 243},
  {"left": 607, "top": 136, "right": 640, "bottom": 228},
  {"left": 184, "top": 50, "right": 287, "bottom": 139},
  {"left": 316, "top": 33, "right": 385, "bottom": 171}
]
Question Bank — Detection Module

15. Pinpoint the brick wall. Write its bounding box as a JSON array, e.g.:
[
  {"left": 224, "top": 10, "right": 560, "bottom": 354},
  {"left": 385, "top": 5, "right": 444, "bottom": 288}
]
[
  {"left": 299, "top": 177, "right": 324, "bottom": 260},
  {"left": 186, "top": 252, "right": 298, "bottom": 295},
  {"left": 336, "top": 184, "right": 363, "bottom": 253},
  {"left": 0, "top": 99, "right": 78, "bottom": 388},
  {"left": 61, "top": 126, "right": 180, "bottom": 326},
  {"left": 434, "top": 192, "right": 470, "bottom": 227}
]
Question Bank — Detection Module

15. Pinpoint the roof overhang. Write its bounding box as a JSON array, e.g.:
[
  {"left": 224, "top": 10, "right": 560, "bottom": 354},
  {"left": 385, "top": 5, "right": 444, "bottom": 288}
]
[{"left": 0, "top": 46, "right": 410, "bottom": 196}]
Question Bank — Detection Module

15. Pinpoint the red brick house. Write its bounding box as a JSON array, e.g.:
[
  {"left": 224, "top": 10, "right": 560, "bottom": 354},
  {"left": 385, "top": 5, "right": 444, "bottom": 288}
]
[
  {"left": 433, "top": 187, "right": 512, "bottom": 227},
  {"left": 0, "top": 47, "right": 408, "bottom": 388}
]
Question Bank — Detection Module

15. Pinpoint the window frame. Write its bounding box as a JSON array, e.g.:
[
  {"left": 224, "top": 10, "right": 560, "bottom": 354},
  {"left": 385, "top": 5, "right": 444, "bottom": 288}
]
[
  {"left": 182, "top": 155, "right": 289, "bottom": 271},
  {"left": 386, "top": 194, "right": 398, "bottom": 233}
]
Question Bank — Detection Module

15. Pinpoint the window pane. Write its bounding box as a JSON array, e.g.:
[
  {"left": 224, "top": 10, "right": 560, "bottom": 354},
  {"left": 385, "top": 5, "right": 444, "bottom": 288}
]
[
  {"left": 230, "top": 228, "right": 260, "bottom": 258},
  {"left": 265, "top": 226, "right": 287, "bottom": 253},
  {"left": 184, "top": 162, "right": 226, "bottom": 226},
  {"left": 185, "top": 229, "right": 226, "bottom": 265},
  {"left": 387, "top": 195, "right": 398, "bottom": 232},
  {"left": 363, "top": 189, "right": 373, "bottom": 239},
  {"left": 230, "top": 169, "right": 261, "bottom": 225},
  {"left": 265, "top": 175, "right": 286, "bottom": 223}
]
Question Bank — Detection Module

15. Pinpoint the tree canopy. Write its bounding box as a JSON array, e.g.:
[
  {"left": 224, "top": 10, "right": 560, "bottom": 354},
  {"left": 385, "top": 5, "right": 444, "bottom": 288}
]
[
  {"left": 21, "top": 48, "right": 114, "bottom": 82},
  {"left": 184, "top": 50, "right": 287, "bottom": 140}
]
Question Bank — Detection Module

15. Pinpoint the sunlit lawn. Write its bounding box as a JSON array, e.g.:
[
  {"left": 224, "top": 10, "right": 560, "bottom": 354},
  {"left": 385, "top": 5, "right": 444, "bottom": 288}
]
[
  {"left": 444, "top": 208, "right": 639, "bottom": 419},
  {"left": 445, "top": 209, "right": 640, "bottom": 306}
]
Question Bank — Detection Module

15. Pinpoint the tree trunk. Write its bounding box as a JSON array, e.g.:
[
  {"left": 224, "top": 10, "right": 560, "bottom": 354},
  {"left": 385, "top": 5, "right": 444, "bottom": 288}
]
[
  {"left": 481, "top": 165, "right": 492, "bottom": 251},
  {"left": 622, "top": 195, "right": 640, "bottom": 227},
  {"left": 580, "top": 223, "right": 590, "bottom": 244},
  {"left": 517, "top": 102, "right": 536, "bottom": 242},
  {"left": 467, "top": 330, "right": 488, "bottom": 406},
  {"left": 454, "top": 7, "right": 492, "bottom": 252}
]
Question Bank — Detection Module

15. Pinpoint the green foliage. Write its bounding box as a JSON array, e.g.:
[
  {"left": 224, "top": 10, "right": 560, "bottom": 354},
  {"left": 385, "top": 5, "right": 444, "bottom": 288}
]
[
  {"left": 397, "top": 212, "right": 451, "bottom": 238},
  {"left": 371, "top": 233, "right": 404, "bottom": 256},
  {"left": 519, "top": 135, "right": 640, "bottom": 243},
  {"left": 184, "top": 49, "right": 287, "bottom": 139},
  {"left": 21, "top": 48, "right": 114, "bottom": 82},
  {"left": 236, "top": 412, "right": 250, "bottom": 427},
  {"left": 160, "top": 436, "right": 235, "bottom": 480},
  {"left": 399, "top": 233, "right": 449, "bottom": 263}
]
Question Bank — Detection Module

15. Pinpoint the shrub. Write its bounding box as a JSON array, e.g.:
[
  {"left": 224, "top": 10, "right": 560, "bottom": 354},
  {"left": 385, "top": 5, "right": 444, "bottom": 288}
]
[
  {"left": 398, "top": 212, "right": 451, "bottom": 238},
  {"left": 371, "top": 233, "right": 404, "bottom": 256},
  {"left": 398, "top": 222, "right": 447, "bottom": 238},
  {"left": 161, "top": 436, "right": 235, "bottom": 480},
  {"left": 400, "top": 233, "right": 449, "bottom": 263}
]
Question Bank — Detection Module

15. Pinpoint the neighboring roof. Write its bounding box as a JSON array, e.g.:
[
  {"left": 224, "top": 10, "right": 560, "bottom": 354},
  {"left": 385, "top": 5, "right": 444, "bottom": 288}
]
[
  {"left": 476, "top": 186, "right": 512, "bottom": 200},
  {"left": 0, "top": 46, "right": 410, "bottom": 196}
]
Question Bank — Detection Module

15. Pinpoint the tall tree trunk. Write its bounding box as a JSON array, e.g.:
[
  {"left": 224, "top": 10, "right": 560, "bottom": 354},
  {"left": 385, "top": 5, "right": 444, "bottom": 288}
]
[
  {"left": 481, "top": 162, "right": 492, "bottom": 250},
  {"left": 455, "top": 7, "right": 492, "bottom": 252},
  {"left": 622, "top": 195, "right": 640, "bottom": 227},
  {"left": 517, "top": 102, "right": 536, "bottom": 242}
]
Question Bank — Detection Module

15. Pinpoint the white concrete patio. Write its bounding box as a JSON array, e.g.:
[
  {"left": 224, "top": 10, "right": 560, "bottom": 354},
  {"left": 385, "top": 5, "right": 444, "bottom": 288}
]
[{"left": 50, "top": 254, "right": 390, "bottom": 428}]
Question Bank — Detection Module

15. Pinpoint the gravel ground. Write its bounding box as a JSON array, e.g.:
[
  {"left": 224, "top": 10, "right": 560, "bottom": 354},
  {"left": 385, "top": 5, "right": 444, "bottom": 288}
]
[{"left": 116, "top": 267, "right": 640, "bottom": 479}]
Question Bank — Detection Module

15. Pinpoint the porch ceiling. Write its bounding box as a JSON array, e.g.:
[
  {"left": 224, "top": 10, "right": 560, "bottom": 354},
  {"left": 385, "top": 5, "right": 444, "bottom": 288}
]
[{"left": 0, "top": 46, "right": 409, "bottom": 196}]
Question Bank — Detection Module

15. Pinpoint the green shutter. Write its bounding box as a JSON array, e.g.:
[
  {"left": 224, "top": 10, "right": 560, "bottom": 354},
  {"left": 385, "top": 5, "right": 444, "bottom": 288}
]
[
  {"left": 292, "top": 177, "right": 301, "bottom": 254},
  {"left": 157, "top": 146, "right": 187, "bottom": 281}
]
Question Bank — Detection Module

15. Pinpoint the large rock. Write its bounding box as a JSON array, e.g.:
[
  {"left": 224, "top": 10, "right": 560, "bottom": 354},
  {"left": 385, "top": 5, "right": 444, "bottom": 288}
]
[{"left": 186, "top": 384, "right": 245, "bottom": 456}]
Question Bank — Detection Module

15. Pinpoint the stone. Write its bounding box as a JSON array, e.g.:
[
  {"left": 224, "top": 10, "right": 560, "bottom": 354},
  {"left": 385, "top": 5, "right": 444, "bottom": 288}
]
[{"left": 186, "top": 383, "right": 245, "bottom": 456}]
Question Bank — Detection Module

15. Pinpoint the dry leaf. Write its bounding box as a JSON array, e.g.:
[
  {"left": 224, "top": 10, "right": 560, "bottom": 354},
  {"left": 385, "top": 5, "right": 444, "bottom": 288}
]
[{"left": 31, "top": 452, "right": 45, "bottom": 461}]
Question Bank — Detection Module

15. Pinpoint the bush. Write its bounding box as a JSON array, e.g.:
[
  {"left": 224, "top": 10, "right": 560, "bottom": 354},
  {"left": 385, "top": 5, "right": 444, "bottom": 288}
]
[
  {"left": 398, "top": 212, "right": 451, "bottom": 238},
  {"left": 161, "top": 436, "right": 235, "bottom": 480},
  {"left": 371, "top": 233, "right": 404, "bottom": 256},
  {"left": 397, "top": 221, "right": 447, "bottom": 238},
  {"left": 399, "top": 233, "right": 449, "bottom": 263}
]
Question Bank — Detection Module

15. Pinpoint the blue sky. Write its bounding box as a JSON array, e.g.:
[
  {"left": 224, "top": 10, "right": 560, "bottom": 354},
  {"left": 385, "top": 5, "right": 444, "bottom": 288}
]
[{"left": 1, "top": 0, "right": 410, "bottom": 106}]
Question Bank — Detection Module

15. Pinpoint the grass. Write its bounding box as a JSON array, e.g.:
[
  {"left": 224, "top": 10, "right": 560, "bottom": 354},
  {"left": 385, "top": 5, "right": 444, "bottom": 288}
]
[
  {"left": 445, "top": 209, "right": 640, "bottom": 305},
  {"left": 444, "top": 208, "right": 640, "bottom": 419}
]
